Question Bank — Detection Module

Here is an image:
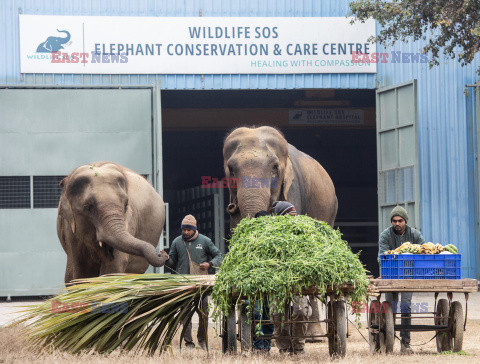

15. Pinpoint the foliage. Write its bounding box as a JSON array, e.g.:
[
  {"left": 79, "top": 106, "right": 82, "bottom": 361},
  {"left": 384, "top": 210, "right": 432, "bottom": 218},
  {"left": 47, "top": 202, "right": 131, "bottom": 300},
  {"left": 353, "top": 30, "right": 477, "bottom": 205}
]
[
  {"left": 349, "top": 0, "right": 480, "bottom": 73},
  {"left": 13, "top": 274, "right": 214, "bottom": 354},
  {"left": 212, "top": 215, "right": 369, "bottom": 322}
]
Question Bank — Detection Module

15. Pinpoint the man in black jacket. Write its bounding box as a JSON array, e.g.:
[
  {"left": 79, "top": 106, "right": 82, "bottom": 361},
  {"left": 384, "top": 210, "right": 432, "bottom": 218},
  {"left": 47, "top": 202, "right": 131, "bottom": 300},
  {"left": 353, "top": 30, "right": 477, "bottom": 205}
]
[{"left": 166, "top": 214, "right": 222, "bottom": 350}]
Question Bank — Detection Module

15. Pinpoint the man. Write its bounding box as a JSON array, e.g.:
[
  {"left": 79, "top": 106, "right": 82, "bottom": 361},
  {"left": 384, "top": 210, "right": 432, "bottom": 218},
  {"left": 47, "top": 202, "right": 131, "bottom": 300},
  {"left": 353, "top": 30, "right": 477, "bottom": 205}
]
[
  {"left": 166, "top": 214, "right": 222, "bottom": 350},
  {"left": 271, "top": 201, "right": 311, "bottom": 355},
  {"left": 378, "top": 205, "right": 425, "bottom": 355}
]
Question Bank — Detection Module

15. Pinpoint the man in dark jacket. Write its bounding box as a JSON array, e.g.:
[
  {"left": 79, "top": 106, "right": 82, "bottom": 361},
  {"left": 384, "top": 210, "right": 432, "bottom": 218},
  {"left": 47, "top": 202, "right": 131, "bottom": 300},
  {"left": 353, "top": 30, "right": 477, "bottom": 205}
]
[
  {"left": 166, "top": 214, "right": 222, "bottom": 350},
  {"left": 378, "top": 205, "right": 425, "bottom": 355}
]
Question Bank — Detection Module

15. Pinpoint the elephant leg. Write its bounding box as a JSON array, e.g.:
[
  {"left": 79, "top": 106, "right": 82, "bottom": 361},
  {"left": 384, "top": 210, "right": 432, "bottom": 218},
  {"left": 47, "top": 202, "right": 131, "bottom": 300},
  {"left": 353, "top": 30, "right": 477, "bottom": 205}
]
[
  {"left": 100, "top": 252, "right": 129, "bottom": 275},
  {"left": 305, "top": 296, "right": 326, "bottom": 343},
  {"left": 71, "top": 259, "right": 99, "bottom": 281}
]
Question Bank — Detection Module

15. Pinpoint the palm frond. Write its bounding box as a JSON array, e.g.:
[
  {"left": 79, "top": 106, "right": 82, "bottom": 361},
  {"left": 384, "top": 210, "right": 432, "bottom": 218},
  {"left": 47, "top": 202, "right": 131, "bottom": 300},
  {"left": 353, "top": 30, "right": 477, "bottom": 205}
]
[{"left": 13, "top": 274, "right": 215, "bottom": 354}]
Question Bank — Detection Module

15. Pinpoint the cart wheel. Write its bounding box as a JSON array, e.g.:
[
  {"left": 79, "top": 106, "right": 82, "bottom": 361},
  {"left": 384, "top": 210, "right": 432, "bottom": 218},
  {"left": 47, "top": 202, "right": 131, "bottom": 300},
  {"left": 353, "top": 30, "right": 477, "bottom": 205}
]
[
  {"left": 435, "top": 299, "right": 451, "bottom": 352},
  {"left": 449, "top": 301, "right": 464, "bottom": 352},
  {"left": 328, "top": 300, "right": 347, "bottom": 358},
  {"left": 239, "top": 303, "right": 252, "bottom": 353},
  {"left": 368, "top": 300, "right": 381, "bottom": 353},
  {"left": 379, "top": 301, "right": 394, "bottom": 354},
  {"left": 222, "top": 309, "right": 237, "bottom": 354}
]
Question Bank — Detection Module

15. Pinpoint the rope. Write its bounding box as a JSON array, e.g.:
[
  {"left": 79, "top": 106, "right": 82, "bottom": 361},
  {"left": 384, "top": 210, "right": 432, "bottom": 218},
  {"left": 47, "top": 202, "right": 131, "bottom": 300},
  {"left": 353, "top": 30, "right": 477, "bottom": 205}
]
[
  {"left": 347, "top": 318, "right": 370, "bottom": 344},
  {"left": 347, "top": 318, "right": 439, "bottom": 347},
  {"left": 394, "top": 333, "right": 438, "bottom": 347}
]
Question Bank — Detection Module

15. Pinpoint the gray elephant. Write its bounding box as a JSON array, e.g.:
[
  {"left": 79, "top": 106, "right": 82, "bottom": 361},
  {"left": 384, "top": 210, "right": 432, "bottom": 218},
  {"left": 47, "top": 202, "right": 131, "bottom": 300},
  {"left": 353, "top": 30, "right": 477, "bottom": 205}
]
[
  {"left": 57, "top": 162, "right": 167, "bottom": 284},
  {"left": 223, "top": 126, "right": 338, "bottom": 343},
  {"left": 37, "top": 29, "right": 71, "bottom": 53},
  {"left": 224, "top": 126, "right": 337, "bottom": 226}
]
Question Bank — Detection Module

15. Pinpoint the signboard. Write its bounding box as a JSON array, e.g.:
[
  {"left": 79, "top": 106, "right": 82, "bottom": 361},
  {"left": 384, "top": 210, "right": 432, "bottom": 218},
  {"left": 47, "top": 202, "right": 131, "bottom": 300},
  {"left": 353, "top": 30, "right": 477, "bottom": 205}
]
[
  {"left": 19, "top": 15, "right": 376, "bottom": 74},
  {"left": 289, "top": 108, "right": 365, "bottom": 125}
]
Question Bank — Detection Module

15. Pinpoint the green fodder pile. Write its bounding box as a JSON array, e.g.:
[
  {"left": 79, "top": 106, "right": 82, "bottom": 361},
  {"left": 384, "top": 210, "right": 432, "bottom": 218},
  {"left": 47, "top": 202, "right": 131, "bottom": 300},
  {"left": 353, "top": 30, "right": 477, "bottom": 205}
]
[{"left": 212, "top": 215, "right": 369, "bottom": 319}]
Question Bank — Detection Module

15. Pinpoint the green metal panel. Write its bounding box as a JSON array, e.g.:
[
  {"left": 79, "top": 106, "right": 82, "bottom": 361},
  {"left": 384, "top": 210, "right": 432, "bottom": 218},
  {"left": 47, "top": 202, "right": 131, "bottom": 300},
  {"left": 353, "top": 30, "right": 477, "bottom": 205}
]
[
  {"left": 0, "top": 89, "right": 152, "bottom": 175},
  {"left": 0, "top": 87, "right": 155, "bottom": 296},
  {"left": 376, "top": 80, "right": 420, "bottom": 234}
]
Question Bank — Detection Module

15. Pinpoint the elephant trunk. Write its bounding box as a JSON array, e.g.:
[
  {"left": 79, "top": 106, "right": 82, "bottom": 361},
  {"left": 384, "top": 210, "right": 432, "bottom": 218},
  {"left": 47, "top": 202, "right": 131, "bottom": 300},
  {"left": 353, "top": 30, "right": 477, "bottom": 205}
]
[
  {"left": 57, "top": 29, "right": 71, "bottom": 43},
  {"left": 96, "top": 208, "right": 166, "bottom": 267},
  {"left": 236, "top": 186, "right": 271, "bottom": 219}
]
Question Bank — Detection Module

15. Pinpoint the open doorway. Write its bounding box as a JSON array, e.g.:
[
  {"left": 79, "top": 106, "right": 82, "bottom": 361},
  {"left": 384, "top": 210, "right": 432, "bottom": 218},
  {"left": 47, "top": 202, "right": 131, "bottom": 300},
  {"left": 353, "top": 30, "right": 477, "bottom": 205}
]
[{"left": 161, "top": 89, "right": 379, "bottom": 276}]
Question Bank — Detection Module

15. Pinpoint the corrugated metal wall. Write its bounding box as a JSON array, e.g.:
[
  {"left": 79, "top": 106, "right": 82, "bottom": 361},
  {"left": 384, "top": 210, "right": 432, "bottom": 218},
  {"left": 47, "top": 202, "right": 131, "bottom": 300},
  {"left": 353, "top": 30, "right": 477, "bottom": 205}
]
[
  {"left": 0, "top": 0, "right": 375, "bottom": 89},
  {"left": 377, "top": 42, "right": 480, "bottom": 279}
]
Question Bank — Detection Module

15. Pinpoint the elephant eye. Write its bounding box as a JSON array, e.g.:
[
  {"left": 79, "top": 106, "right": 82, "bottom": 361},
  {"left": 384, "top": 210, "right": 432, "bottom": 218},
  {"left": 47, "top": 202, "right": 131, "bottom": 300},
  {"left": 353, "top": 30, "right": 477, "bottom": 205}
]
[
  {"left": 84, "top": 203, "right": 94, "bottom": 213},
  {"left": 124, "top": 200, "right": 128, "bottom": 212},
  {"left": 229, "top": 166, "right": 235, "bottom": 177}
]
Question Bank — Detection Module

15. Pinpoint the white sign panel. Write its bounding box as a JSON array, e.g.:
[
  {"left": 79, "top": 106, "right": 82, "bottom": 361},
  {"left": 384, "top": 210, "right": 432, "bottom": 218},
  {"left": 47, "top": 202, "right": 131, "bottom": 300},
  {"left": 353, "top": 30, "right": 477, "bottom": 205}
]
[
  {"left": 20, "top": 15, "right": 376, "bottom": 74},
  {"left": 289, "top": 109, "right": 364, "bottom": 125}
]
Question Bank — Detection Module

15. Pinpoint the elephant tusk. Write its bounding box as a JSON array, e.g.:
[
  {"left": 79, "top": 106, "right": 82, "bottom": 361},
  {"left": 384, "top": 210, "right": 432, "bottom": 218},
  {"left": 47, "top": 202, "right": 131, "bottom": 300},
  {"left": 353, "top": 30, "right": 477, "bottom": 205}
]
[{"left": 98, "top": 241, "right": 103, "bottom": 247}]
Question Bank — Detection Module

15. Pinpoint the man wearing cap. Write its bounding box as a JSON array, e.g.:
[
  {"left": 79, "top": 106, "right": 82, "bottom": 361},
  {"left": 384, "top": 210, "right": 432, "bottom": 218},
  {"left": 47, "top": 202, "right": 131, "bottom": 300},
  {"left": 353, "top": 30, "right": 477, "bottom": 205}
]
[
  {"left": 166, "top": 214, "right": 222, "bottom": 350},
  {"left": 271, "top": 201, "right": 311, "bottom": 355},
  {"left": 378, "top": 205, "right": 425, "bottom": 354}
]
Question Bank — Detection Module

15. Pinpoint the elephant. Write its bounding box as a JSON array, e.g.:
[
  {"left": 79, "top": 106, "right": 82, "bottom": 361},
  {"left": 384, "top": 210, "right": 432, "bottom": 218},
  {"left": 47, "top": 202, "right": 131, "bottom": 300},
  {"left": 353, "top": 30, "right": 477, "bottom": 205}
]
[
  {"left": 223, "top": 126, "right": 338, "bottom": 342},
  {"left": 224, "top": 126, "right": 337, "bottom": 227},
  {"left": 37, "top": 29, "right": 71, "bottom": 53},
  {"left": 57, "top": 162, "right": 168, "bottom": 284}
]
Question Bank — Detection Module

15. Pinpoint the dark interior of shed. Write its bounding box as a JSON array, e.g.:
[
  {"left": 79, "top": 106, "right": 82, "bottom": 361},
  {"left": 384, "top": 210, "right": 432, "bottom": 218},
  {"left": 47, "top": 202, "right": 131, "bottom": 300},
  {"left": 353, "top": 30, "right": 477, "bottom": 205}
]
[{"left": 161, "top": 89, "right": 379, "bottom": 276}]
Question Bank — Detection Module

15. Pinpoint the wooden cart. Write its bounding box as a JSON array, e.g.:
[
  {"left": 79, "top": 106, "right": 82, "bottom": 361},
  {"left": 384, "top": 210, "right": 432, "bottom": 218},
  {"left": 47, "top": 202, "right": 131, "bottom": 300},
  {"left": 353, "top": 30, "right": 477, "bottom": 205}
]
[
  {"left": 367, "top": 278, "right": 478, "bottom": 353},
  {"left": 221, "top": 285, "right": 355, "bottom": 358}
]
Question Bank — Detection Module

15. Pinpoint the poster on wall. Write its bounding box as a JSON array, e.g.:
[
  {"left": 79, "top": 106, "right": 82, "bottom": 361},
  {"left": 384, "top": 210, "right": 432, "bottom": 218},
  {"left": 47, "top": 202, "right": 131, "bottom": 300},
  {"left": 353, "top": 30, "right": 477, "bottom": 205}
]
[
  {"left": 19, "top": 15, "right": 376, "bottom": 74},
  {"left": 289, "top": 108, "right": 365, "bottom": 125}
]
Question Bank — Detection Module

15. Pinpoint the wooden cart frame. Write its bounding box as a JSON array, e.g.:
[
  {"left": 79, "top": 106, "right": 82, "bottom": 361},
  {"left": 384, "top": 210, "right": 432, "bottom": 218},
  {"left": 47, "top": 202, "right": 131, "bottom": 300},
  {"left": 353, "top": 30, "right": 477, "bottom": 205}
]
[
  {"left": 220, "top": 285, "right": 353, "bottom": 358},
  {"left": 367, "top": 278, "right": 478, "bottom": 354}
]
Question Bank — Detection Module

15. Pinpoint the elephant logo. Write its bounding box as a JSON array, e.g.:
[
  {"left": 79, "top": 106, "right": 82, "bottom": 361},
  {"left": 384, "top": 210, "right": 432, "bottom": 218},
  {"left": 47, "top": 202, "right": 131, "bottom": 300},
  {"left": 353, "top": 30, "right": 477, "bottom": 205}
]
[
  {"left": 292, "top": 111, "right": 303, "bottom": 120},
  {"left": 36, "top": 29, "right": 71, "bottom": 53}
]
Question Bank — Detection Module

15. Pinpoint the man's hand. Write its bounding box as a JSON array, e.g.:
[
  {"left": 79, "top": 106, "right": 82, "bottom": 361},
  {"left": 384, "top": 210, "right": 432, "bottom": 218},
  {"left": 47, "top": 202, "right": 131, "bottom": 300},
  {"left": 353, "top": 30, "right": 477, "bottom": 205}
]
[
  {"left": 160, "top": 250, "right": 169, "bottom": 260},
  {"left": 199, "top": 262, "right": 210, "bottom": 270}
]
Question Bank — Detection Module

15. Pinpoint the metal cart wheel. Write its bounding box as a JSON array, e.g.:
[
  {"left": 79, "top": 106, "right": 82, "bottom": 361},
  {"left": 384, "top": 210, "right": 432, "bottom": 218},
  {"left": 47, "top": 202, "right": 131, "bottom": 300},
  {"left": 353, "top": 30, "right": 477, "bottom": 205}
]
[
  {"left": 328, "top": 300, "right": 347, "bottom": 358},
  {"left": 449, "top": 301, "right": 464, "bottom": 352},
  {"left": 222, "top": 308, "right": 237, "bottom": 354},
  {"left": 379, "top": 301, "right": 394, "bottom": 354},
  {"left": 368, "top": 300, "right": 381, "bottom": 353},
  {"left": 239, "top": 303, "right": 252, "bottom": 353},
  {"left": 435, "top": 299, "right": 451, "bottom": 352}
]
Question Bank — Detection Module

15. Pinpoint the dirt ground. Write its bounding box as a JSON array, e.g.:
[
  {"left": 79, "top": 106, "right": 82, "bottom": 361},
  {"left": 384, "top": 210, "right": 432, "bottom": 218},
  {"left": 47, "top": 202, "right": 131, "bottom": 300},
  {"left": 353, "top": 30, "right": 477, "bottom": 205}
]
[
  {"left": 1, "top": 291, "right": 479, "bottom": 363},
  {"left": 1, "top": 318, "right": 479, "bottom": 363}
]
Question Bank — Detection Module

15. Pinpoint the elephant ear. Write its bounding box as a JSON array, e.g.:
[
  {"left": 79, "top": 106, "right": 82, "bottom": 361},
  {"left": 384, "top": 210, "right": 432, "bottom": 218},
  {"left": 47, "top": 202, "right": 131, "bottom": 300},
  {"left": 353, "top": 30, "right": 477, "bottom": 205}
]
[
  {"left": 281, "top": 157, "right": 294, "bottom": 200},
  {"left": 59, "top": 178, "right": 76, "bottom": 234},
  {"left": 59, "top": 176, "right": 68, "bottom": 189}
]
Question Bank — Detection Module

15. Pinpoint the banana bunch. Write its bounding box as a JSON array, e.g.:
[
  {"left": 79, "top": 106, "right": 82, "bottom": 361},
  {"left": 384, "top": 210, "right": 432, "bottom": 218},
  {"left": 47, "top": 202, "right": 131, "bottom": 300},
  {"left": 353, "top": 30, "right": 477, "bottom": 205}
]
[
  {"left": 386, "top": 242, "right": 420, "bottom": 254},
  {"left": 444, "top": 244, "right": 458, "bottom": 254},
  {"left": 385, "top": 242, "right": 458, "bottom": 255},
  {"left": 419, "top": 242, "right": 444, "bottom": 254}
]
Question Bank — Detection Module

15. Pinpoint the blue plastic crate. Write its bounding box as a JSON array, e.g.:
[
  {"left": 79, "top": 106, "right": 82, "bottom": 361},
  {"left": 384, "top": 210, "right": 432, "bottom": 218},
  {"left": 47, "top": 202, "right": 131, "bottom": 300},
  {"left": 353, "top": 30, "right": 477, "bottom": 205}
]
[{"left": 380, "top": 254, "right": 461, "bottom": 279}]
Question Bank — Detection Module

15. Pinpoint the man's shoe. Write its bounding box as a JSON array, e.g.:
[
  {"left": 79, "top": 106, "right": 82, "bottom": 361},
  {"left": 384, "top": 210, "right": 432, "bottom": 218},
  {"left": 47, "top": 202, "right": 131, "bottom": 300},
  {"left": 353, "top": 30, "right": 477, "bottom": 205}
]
[
  {"left": 400, "top": 341, "right": 413, "bottom": 355},
  {"left": 198, "top": 341, "right": 207, "bottom": 351},
  {"left": 184, "top": 342, "right": 195, "bottom": 349}
]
